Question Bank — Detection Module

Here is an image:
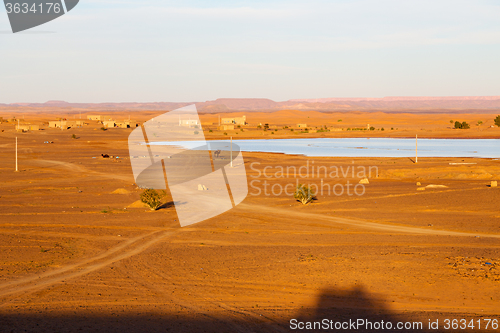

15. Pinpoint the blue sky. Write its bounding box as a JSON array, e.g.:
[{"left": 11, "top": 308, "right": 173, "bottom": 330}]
[{"left": 0, "top": 0, "right": 499, "bottom": 103}]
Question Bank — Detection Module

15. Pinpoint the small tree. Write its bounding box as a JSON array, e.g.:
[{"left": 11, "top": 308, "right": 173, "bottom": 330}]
[
  {"left": 294, "top": 184, "right": 316, "bottom": 205},
  {"left": 461, "top": 121, "right": 470, "bottom": 129},
  {"left": 454, "top": 121, "right": 462, "bottom": 129},
  {"left": 450, "top": 120, "right": 454, "bottom": 124},
  {"left": 495, "top": 115, "right": 500, "bottom": 127},
  {"left": 140, "top": 189, "right": 166, "bottom": 211}
]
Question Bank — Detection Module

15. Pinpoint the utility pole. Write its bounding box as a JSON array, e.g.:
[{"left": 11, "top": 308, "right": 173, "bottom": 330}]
[
  {"left": 17, "top": 119, "right": 19, "bottom": 131},
  {"left": 415, "top": 134, "right": 418, "bottom": 164},
  {"left": 15, "top": 137, "right": 18, "bottom": 172}
]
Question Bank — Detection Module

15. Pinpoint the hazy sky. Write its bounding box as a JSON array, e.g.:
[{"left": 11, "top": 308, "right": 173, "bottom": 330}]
[{"left": 1, "top": 0, "right": 499, "bottom": 103}]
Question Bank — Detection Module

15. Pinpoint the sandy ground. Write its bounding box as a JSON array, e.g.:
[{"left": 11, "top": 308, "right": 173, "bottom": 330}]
[{"left": 0, "top": 110, "right": 499, "bottom": 332}]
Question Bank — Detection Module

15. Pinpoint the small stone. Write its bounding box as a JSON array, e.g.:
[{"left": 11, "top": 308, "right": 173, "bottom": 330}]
[
  {"left": 416, "top": 182, "right": 421, "bottom": 186},
  {"left": 359, "top": 178, "right": 369, "bottom": 184}
]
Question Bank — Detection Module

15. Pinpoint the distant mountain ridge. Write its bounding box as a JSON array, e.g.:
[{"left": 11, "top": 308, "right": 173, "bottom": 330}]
[{"left": 2, "top": 96, "right": 500, "bottom": 112}]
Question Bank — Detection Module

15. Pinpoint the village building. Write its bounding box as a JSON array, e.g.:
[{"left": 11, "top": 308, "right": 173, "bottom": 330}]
[
  {"left": 16, "top": 124, "right": 40, "bottom": 132},
  {"left": 221, "top": 116, "right": 246, "bottom": 125},
  {"left": 103, "top": 120, "right": 116, "bottom": 128},
  {"left": 48, "top": 120, "right": 78, "bottom": 129},
  {"left": 179, "top": 119, "right": 200, "bottom": 128},
  {"left": 88, "top": 115, "right": 105, "bottom": 122}
]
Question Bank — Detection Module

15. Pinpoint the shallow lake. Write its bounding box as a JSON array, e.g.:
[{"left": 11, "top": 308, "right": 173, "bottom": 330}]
[{"left": 153, "top": 138, "right": 500, "bottom": 158}]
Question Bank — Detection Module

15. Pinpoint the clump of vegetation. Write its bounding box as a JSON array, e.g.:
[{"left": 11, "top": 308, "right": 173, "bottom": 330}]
[
  {"left": 264, "top": 123, "right": 270, "bottom": 130},
  {"left": 140, "top": 189, "right": 167, "bottom": 211},
  {"left": 194, "top": 131, "right": 199, "bottom": 135},
  {"left": 450, "top": 120, "right": 454, "bottom": 124},
  {"left": 381, "top": 128, "right": 385, "bottom": 131},
  {"left": 369, "top": 126, "right": 375, "bottom": 131},
  {"left": 338, "top": 119, "right": 342, "bottom": 122},
  {"left": 495, "top": 115, "right": 500, "bottom": 127},
  {"left": 224, "top": 132, "right": 228, "bottom": 135},
  {"left": 477, "top": 120, "right": 483, "bottom": 126},
  {"left": 209, "top": 129, "right": 213, "bottom": 133},
  {"left": 100, "top": 127, "right": 107, "bottom": 131},
  {"left": 391, "top": 127, "right": 394, "bottom": 130},
  {"left": 71, "top": 134, "right": 77, "bottom": 139},
  {"left": 294, "top": 184, "right": 316, "bottom": 205},
  {"left": 257, "top": 125, "right": 262, "bottom": 129},
  {"left": 454, "top": 121, "right": 470, "bottom": 129}
]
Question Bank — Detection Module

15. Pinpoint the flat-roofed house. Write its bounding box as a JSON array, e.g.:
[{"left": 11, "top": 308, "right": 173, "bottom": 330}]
[
  {"left": 103, "top": 120, "right": 116, "bottom": 128},
  {"left": 17, "top": 124, "right": 40, "bottom": 132},
  {"left": 88, "top": 115, "right": 105, "bottom": 122},
  {"left": 219, "top": 125, "right": 234, "bottom": 131},
  {"left": 221, "top": 116, "right": 246, "bottom": 125},
  {"left": 179, "top": 119, "right": 200, "bottom": 128}
]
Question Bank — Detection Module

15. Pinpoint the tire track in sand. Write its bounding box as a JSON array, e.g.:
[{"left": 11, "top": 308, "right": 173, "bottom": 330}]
[
  {"left": 0, "top": 230, "right": 174, "bottom": 301},
  {"left": 237, "top": 203, "right": 500, "bottom": 239}
]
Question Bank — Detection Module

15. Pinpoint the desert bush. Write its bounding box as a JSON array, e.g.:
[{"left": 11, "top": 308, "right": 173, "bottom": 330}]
[
  {"left": 454, "top": 121, "right": 470, "bottom": 129},
  {"left": 370, "top": 126, "right": 375, "bottom": 131},
  {"left": 71, "top": 134, "right": 77, "bottom": 139},
  {"left": 477, "top": 120, "right": 483, "bottom": 126},
  {"left": 140, "top": 189, "right": 166, "bottom": 211},
  {"left": 224, "top": 132, "right": 228, "bottom": 135},
  {"left": 294, "top": 184, "right": 316, "bottom": 205},
  {"left": 100, "top": 127, "right": 107, "bottom": 131},
  {"left": 495, "top": 115, "right": 500, "bottom": 127}
]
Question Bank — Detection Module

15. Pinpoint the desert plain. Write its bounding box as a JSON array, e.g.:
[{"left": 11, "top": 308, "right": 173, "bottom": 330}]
[{"left": 0, "top": 108, "right": 500, "bottom": 332}]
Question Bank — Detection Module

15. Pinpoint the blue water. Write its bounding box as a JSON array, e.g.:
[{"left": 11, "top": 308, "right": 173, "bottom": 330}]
[{"left": 152, "top": 138, "right": 500, "bottom": 158}]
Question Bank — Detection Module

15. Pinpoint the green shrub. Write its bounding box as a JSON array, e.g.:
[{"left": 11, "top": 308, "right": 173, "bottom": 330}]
[
  {"left": 454, "top": 121, "right": 470, "bottom": 129},
  {"left": 294, "top": 184, "right": 316, "bottom": 205},
  {"left": 140, "top": 189, "right": 167, "bottom": 211},
  {"left": 495, "top": 115, "right": 500, "bottom": 127}
]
